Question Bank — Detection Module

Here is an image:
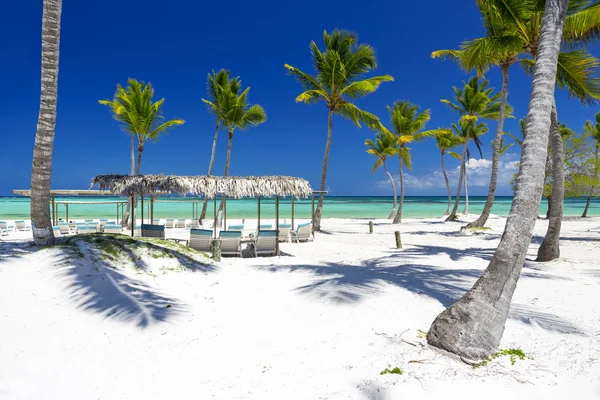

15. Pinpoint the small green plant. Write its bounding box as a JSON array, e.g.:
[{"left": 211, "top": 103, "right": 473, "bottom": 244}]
[
  {"left": 472, "top": 348, "right": 530, "bottom": 368},
  {"left": 380, "top": 365, "right": 403, "bottom": 375},
  {"left": 468, "top": 226, "right": 491, "bottom": 232}
]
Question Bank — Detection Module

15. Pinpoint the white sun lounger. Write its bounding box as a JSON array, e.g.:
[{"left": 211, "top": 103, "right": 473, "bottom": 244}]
[
  {"left": 219, "top": 231, "right": 242, "bottom": 257},
  {"left": 278, "top": 224, "right": 292, "bottom": 242},
  {"left": 52, "top": 226, "right": 62, "bottom": 238},
  {"left": 165, "top": 218, "right": 175, "bottom": 228},
  {"left": 177, "top": 218, "right": 187, "bottom": 228},
  {"left": 253, "top": 230, "right": 277, "bottom": 257},
  {"left": 103, "top": 224, "right": 123, "bottom": 234},
  {"left": 188, "top": 229, "right": 213, "bottom": 252},
  {"left": 291, "top": 223, "right": 312, "bottom": 243},
  {"left": 14, "top": 221, "right": 30, "bottom": 231}
]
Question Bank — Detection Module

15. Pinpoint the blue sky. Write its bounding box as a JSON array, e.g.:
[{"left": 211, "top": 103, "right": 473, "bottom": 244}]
[{"left": 2, "top": 0, "right": 599, "bottom": 196}]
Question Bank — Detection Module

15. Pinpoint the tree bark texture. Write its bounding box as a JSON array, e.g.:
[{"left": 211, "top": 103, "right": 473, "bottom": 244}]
[
  {"left": 392, "top": 157, "right": 404, "bottom": 224},
  {"left": 314, "top": 110, "right": 333, "bottom": 231},
  {"left": 216, "top": 127, "right": 234, "bottom": 227},
  {"left": 442, "top": 152, "right": 451, "bottom": 215},
  {"left": 383, "top": 162, "right": 397, "bottom": 219},
  {"left": 446, "top": 139, "right": 469, "bottom": 221},
  {"left": 462, "top": 166, "right": 469, "bottom": 215},
  {"left": 201, "top": 121, "right": 220, "bottom": 221}
]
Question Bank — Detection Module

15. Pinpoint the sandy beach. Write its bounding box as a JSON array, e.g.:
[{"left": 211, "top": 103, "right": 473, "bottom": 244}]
[{"left": 1, "top": 215, "right": 599, "bottom": 399}]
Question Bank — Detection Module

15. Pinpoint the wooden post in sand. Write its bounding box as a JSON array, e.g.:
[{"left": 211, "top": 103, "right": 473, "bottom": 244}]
[
  {"left": 394, "top": 231, "right": 402, "bottom": 249},
  {"left": 212, "top": 239, "right": 221, "bottom": 262},
  {"left": 369, "top": 221, "right": 373, "bottom": 234}
]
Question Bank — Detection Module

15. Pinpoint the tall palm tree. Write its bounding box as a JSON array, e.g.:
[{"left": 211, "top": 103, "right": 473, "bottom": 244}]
[
  {"left": 285, "top": 29, "right": 393, "bottom": 231},
  {"left": 450, "top": 120, "right": 488, "bottom": 215},
  {"left": 387, "top": 101, "right": 432, "bottom": 223},
  {"left": 365, "top": 132, "right": 398, "bottom": 219},
  {"left": 441, "top": 77, "right": 502, "bottom": 222},
  {"left": 215, "top": 83, "right": 266, "bottom": 226},
  {"left": 582, "top": 112, "right": 600, "bottom": 217},
  {"left": 427, "top": 0, "right": 570, "bottom": 360},
  {"left": 432, "top": 129, "right": 464, "bottom": 215},
  {"left": 432, "top": 0, "right": 520, "bottom": 228},
  {"left": 199, "top": 70, "right": 239, "bottom": 222},
  {"left": 31, "top": 0, "right": 62, "bottom": 246}
]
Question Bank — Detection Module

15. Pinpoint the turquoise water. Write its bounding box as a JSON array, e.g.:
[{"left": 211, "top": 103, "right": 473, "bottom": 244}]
[{"left": 0, "top": 196, "right": 598, "bottom": 220}]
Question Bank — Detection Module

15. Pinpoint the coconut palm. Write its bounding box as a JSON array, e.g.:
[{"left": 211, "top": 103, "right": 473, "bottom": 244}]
[
  {"left": 365, "top": 132, "right": 398, "bottom": 219},
  {"left": 432, "top": 0, "right": 520, "bottom": 228},
  {"left": 582, "top": 113, "right": 600, "bottom": 217},
  {"left": 432, "top": 129, "right": 464, "bottom": 215},
  {"left": 441, "top": 77, "right": 502, "bottom": 222},
  {"left": 285, "top": 29, "right": 393, "bottom": 231},
  {"left": 199, "top": 70, "right": 240, "bottom": 222},
  {"left": 100, "top": 79, "right": 185, "bottom": 177},
  {"left": 450, "top": 120, "right": 488, "bottom": 215},
  {"left": 427, "top": 0, "right": 570, "bottom": 360},
  {"left": 31, "top": 0, "right": 62, "bottom": 246},
  {"left": 387, "top": 101, "right": 432, "bottom": 223}
]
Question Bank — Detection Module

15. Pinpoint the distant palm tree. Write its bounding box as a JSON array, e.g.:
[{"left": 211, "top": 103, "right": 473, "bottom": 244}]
[
  {"left": 581, "top": 112, "right": 600, "bottom": 217},
  {"left": 387, "top": 101, "right": 432, "bottom": 223},
  {"left": 285, "top": 29, "right": 393, "bottom": 231},
  {"left": 432, "top": 129, "right": 464, "bottom": 215},
  {"left": 450, "top": 120, "right": 488, "bottom": 215},
  {"left": 31, "top": 0, "right": 62, "bottom": 246},
  {"left": 441, "top": 77, "right": 502, "bottom": 222},
  {"left": 199, "top": 70, "right": 240, "bottom": 222},
  {"left": 365, "top": 132, "right": 398, "bottom": 219}
]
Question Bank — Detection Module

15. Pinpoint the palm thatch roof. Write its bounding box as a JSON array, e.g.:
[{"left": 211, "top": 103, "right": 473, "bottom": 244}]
[{"left": 90, "top": 174, "right": 313, "bottom": 198}]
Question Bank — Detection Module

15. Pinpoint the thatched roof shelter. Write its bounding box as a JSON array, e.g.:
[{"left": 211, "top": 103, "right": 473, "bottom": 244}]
[{"left": 90, "top": 174, "right": 313, "bottom": 198}]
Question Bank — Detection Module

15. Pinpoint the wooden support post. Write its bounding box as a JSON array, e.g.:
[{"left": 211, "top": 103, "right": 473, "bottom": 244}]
[
  {"left": 311, "top": 192, "right": 315, "bottom": 236},
  {"left": 369, "top": 221, "right": 373, "bottom": 234},
  {"left": 51, "top": 194, "right": 55, "bottom": 226},
  {"left": 276, "top": 195, "right": 280, "bottom": 256},
  {"left": 212, "top": 239, "right": 221, "bottom": 262},
  {"left": 213, "top": 192, "right": 217, "bottom": 239},
  {"left": 66, "top": 204, "right": 69, "bottom": 222},
  {"left": 141, "top": 194, "right": 144, "bottom": 225},
  {"left": 394, "top": 231, "right": 402, "bottom": 249},
  {"left": 223, "top": 194, "right": 227, "bottom": 230},
  {"left": 257, "top": 195, "right": 261, "bottom": 230},
  {"left": 131, "top": 193, "right": 135, "bottom": 237},
  {"left": 291, "top": 196, "right": 295, "bottom": 230}
]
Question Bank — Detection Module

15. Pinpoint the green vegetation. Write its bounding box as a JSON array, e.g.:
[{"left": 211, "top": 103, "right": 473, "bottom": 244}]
[
  {"left": 472, "top": 348, "right": 530, "bottom": 368},
  {"left": 365, "top": 132, "right": 399, "bottom": 219},
  {"left": 380, "top": 366, "right": 403, "bottom": 375}
]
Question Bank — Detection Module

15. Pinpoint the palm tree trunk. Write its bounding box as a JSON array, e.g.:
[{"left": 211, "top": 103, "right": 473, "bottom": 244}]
[
  {"left": 122, "top": 134, "right": 135, "bottom": 227},
  {"left": 200, "top": 121, "right": 220, "bottom": 222},
  {"left": 446, "top": 139, "right": 468, "bottom": 221},
  {"left": 31, "top": 0, "right": 62, "bottom": 246},
  {"left": 582, "top": 146, "right": 599, "bottom": 217},
  {"left": 383, "top": 162, "right": 397, "bottom": 219},
  {"left": 427, "top": 0, "right": 568, "bottom": 360},
  {"left": 392, "top": 157, "right": 404, "bottom": 224},
  {"left": 466, "top": 65, "right": 510, "bottom": 228},
  {"left": 314, "top": 110, "right": 333, "bottom": 231},
  {"left": 136, "top": 138, "right": 144, "bottom": 176},
  {"left": 442, "top": 152, "right": 451, "bottom": 215},
  {"left": 462, "top": 166, "right": 469, "bottom": 214},
  {"left": 216, "top": 127, "right": 234, "bottom": 227},
  {"left": 537, "top": 101, "right": 564, "bottom": 261},
  {"left": 582, "top": 195, "right": 591, "bottom": 217}
]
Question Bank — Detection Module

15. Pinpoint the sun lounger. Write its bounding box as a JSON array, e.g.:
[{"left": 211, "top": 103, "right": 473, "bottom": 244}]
[
  {"left": 58, "top": 222, "right": 71, "bottom": 235},
  {"left": 78, "top": 226, "right": 96, "bottom": 234},
  {"left": 14, "top": 221, "right": 30, "bottom": 231},
  {"left": 103, "top": 224, "right": 123, "bottom": 234},
  {"left": 153, "top": 219, "right": 162, "bottom": 226},
  {"left": 141, "top": 224, "right": 165, "bottom": 239},
  {"left": 219, "top": 231, "right": 242, "bottom": 257},
  {"left": 291, "top": 222, "right": 312, "bottom": 243},
  {"left": 188, "top": 229, "right": 213, "bottom": 252},
  {"left": 52, "top": 226, "right": 62, "bottom": 238},
  {"left": 99, "top": 219, "right": 108, "bottom": 227},
  {"left": 189, "top": 219, "right": 200, "bottom": 229},
  {"left": 165, "top": 218, "right": 175, "bottom": 228},
  {"left": 84, "top": 219, "right": 94, "bottom": 225},
  {"left": 228, "top": 224, "right": 244, "bottom": 231},
  {"left": 177, "top": 218, "right": 187, "bottom": 228},
  {"left": 253, "top": 230, "right": 277, "bottom": 257},
  {"left": 277, "top": 224, "right": 292, "bottom": 242},
  {"left": 0, "top": 221, "right": 12, "bottom": 236}
]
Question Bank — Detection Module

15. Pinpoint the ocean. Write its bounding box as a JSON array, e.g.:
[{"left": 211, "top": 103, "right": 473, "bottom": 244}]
[{"left": 0, "top": 195, "right": 597, "bottom": 220}]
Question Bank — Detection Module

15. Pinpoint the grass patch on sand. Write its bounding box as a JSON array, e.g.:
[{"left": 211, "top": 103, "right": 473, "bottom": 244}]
[
  {"left": 467, "top": 226, "right": 492, "bottom": 232},
  {"left": 472, "top": 348, "right": 530, "bottom": 368},
  {"left": 380, "top": 366, "right": 403, "bottom": 375}
]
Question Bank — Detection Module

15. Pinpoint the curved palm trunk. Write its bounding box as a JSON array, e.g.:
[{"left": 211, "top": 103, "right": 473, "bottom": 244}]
[
  {"left": 462, "top": 166, "right": 469, "bottom": 215},
  {"left": 446, "top": 139, "right": 468, "bottom": 221},
  {"left": 200, "top": 121, "right": 220, "bottom": 222},
  {"left": 466, "top": 65, "right": 510, "bottom": 228},
  {"left": 216, "top": 127, "right": 234, "bottom": 227},
  {"left": 314, "top": 110, "right": 333, "bottom": 231},
  {"left": 121, "top": 134, "right": 135, "bottom": 227},
  {"left": 383, "top": 162, "right": 397, "bottom": 219},
  {"left": 31, "top": 0, "right": 62, "bottom": 246},
  {"left": 581, "top": 195, "right": 591, "bottom": 217},
  {"left": 427, "top": 0, "right": 567, "bottom": 360},
  {"left": 392, "top": 157, "right": 404, "bottom": 224},
  {"left": 441, "top": 152, "right": 452, "bottom": 215},
  {"left": 582, "top": 146, "right": 599, "bottom": 217},
  {"left": 537, "top": 102, "right": 564, "bottom": 261}
]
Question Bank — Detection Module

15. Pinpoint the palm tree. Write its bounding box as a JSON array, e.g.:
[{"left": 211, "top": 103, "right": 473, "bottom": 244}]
[
  {"left": 215, "top": 83, "right": 266, "bottom": 226},
  {"left": 285, "top": 29, "right": 393, "bottom": 231},
  {"left": 387, "top": 101, "right": 432, "bottom": 223},
  {"left": 582, "top": 113, "right": 600, "bottom": 217},
  {"left": 441, "top": 77, "right": 502, "bottom": 222},
  {"left": 427, "top": 0, "right": 570, "bottom": 360},
  {"left": 432, "top": 0, "right": 520, "bottom": 228},
  {"left": 450, "top": 120, "right": 488, "bottom": 215},
  {"left": 31, "top": 0, "right": 62, "bottom": 246},
  {"left": 432, "top": 129, "right": 464, "bottom": 215},
  {"left": 365, "top": 132, "right": 398, "bottom": 219},
  {"left": 199, "top": 70, "right": 239, "bottom": 222}
]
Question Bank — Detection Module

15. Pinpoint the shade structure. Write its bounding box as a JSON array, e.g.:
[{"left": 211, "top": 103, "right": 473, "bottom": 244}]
[{"left": 90, "top": 174, "right": 312, "bottom": 199}]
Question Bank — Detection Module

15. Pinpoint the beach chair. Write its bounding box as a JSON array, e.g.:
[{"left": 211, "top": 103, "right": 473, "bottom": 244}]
[
  {"left": 253, "top": 230, "right": 277, "bottom": 257},
  {"left": 141, "top": 224, "right": 165, "bottom": 239},
  {"left": 189, "top": 219, "right": 200, "bottom": 229},
  {"left": 58, "top": 222, "right": 71, "bottom": 235},
  {"left": 88, "top": 222, "right": 100, "bottom": 232},
  {"left": 153, "top": 219, "right": 162, "bottom": 226},
  {"left": 177, "top": 218, "right": 187, "bottom": 228},
  {"left": 291, "top": 223, "right": 313, "bottom": 243},
  {"left": 99, "top": 219, "right": 108, "bottom": 227},
  {"left": 0, "top": 221, "right": 13, "bottom": 236},
  {"left": 219, "top": 231, "right": 242, "bottom": 257},
  {"left": 103, "top": 224, "right": 123, "bottom": 234},
  {"left": 134, "top": 225, "right": 141, "bottom": 237},
  {"left": 84, "top": 219, "right": 94, "bottom": 225},
  {"left": 188, "top": 229, "right": 213, "bottom": 252},
  {"left": 78, "top": 226, "right": 95, "bottom": 235},
  {"left": 228, "top": 224, "right": 244, "bottom": 231},
  {"left": 14, "top": 221, "right": 30, "bottom": 231},
  {"left": 165, "top": 218, "right": 175, "bottom": 228},
  {"left": 52, "top": 226, "right": 62, "bottom": 238},
  {"left": 278, "top": 224, "right": 292, "bottom": 242}
]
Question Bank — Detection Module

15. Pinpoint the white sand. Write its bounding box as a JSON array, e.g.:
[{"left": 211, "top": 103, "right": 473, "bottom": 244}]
[{"left": 1, "top": 215, "right": 599, "bottom": 399}]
